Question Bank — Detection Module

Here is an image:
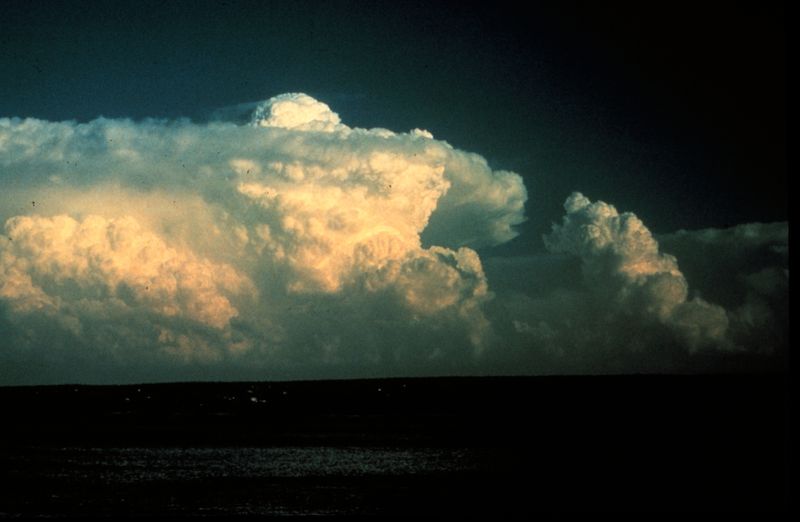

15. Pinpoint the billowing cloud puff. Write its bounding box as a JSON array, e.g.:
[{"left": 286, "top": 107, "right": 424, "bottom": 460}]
[
  {"left": 543, "top": 192, "right": 728, "bottom": 350},
  {"left": 0, "top": 93, "right": 518, "bottom": 383},
  {"left": 251, "top": 93, "right": 345, "bottom": 133},
  {"left": 1, "top": 214, "right": 252, "bottom": 328}
]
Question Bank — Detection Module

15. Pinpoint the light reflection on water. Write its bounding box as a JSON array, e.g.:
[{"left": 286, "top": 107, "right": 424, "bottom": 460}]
[
  {"left": 3, "top": 446, "right": 485, "bottom": 516},
  {"left": 16, "top": 446, "right": 480, "bottom": 482}
]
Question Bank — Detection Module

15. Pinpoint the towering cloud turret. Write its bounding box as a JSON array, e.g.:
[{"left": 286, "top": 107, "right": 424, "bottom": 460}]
[
  {"left": 0, "top": 93, "right": 526, "bottom": 382},
  {"left": 544, "top": 192, "right": 728, "bottom": 350}
]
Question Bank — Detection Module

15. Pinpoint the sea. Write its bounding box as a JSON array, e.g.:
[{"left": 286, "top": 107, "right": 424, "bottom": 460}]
[{"left": 2, "top": 445, "right": 487, "bottom": 517}]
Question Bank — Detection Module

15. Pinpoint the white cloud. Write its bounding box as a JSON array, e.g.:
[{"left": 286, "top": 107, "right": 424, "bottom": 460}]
[
  {"left": 543, "top": 192, "right": 728, "bottom": 350},
  {"left": 482, "top": 195, "right": 787, "bottom": 374},
  {"left": 0, "top": 95, "right": 786, "bottom": 382},
  {"left": 0, "top": 93, "right": 521, "bottom": 382},
  {"left": 250, "top": 93, "right": 346, "bottom": 133},
  {"left": 1, "top": 214, "right": 253, "bottom": 329}
]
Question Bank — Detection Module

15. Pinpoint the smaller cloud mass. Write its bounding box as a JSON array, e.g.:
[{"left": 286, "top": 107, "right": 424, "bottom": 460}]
[
  {"left": 544, "top": 192, "right": 729, "bottom": 350},
  {"left": 0, "top": 94, "right": 787, "bottom": 383}
]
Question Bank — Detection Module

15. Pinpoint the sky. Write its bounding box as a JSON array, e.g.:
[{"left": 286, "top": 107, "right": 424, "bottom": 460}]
[{"left": 0, "top": 1, "right": 788, "bottom": 384}]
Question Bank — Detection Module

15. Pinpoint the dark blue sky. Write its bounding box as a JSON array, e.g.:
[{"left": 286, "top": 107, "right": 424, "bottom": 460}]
[{"left": 1, "top": 0, "right": 786, "bottom": 252}]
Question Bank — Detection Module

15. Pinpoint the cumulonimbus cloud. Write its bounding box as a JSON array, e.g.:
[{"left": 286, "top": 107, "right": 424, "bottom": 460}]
[
  {"left": 543, "top": 192, "right": 729, "bottom": 350},
  {"left": 483, "top": 193, "right": 787, "bottom": 374},
  {"left": 0, "top": 93, "right": 523, "bottom": 382},
  {"left": 0, "top": 94, "right": 787, "bottom": 383}
]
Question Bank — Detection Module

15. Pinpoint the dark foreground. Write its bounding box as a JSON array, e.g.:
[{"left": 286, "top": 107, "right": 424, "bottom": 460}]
[{"left": 0, "top": 374, "right": 791, "bottom": 517}]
